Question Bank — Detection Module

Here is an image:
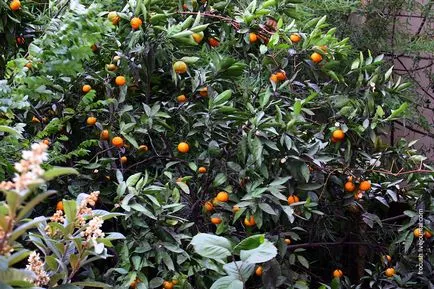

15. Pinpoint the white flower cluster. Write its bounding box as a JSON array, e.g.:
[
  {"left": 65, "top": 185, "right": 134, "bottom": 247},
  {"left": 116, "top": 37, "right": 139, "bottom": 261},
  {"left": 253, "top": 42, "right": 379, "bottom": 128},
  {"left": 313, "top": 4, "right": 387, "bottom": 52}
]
[
  {"left": 0, "top": 142, "right": 48, "bottom": 194},
  {"left": 26, "top": 251, "right": 50, "bottom": 286},
  {"left": 81, "top": 216, "right": 105, "bottom": 242}
]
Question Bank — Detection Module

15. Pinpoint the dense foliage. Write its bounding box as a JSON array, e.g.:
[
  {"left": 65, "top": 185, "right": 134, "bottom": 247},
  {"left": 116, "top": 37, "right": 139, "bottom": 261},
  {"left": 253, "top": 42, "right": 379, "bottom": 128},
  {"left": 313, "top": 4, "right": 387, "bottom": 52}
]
[{"left": 1, "top": 0, "right": 433, "bottom": 289}]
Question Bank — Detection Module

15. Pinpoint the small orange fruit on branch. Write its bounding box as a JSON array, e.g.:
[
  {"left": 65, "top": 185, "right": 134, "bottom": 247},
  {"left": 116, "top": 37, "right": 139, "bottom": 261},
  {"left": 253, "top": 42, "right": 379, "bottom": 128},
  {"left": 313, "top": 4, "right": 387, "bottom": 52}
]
[
  {"left": 385, "top": 267, "right": 396, "bottom": 277},
  {"left": 249, "top": 32, "right": 258, "bottom": 43},
  {"left": 10, "top": 0, "right": 21, "bottom": 11},
  {"left": 112, "top": 136, "right": 124, "bottom": 148},
  {"left": 359, "top": 180, "right": 371, "bottom": 191},
  {"left": 130, "top": 17, "right": 143, "bottom": 30},
  {"left": 211, "top": 217, "right": 222, "bottom": 225},
  {"left": 173, "top": 61, "right": 188, "bottom": 74},
  {"left": 255, "top": 266, "right": 263, "bottom": 276},
  {"left": 290, "top": 33, "right": 301, "bottom": 43},
  {"left": 177, "top": 142, "right": 189, "bottom": 153},
  {"left": 100, "top": 130, "right": 109, "bottom": 140},
  {"left": 216, "top": 191, "right": 229, "bottom": 202},
  {"left": 82, "top": 84, "right": 92, "bottom": 93},
  {"left": 86, "top": 116, "right": 97, "bottom": 126},
  {"left": 244, "top": 216, "right": 256, "bottom": 227},
  {"left": 333, "top": 269, "right": 343, "bottom": 278},
  {"left": 115, "top": 76, "right": 126, "bottom": 86}
]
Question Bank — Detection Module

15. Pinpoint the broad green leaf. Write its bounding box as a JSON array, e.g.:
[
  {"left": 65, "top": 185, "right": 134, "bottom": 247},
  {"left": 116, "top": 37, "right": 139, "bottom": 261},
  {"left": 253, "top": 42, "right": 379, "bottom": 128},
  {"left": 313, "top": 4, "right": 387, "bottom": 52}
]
[
  {"left": 191, "top": 233, "right": 232, "bottom": 263},
  {"left": 233, "top": 234, "right": 265, "bottom": 253},
  {"left": 240, "top": 240, "right": 277, "bottom": 264},
  {"left": 43, "top": 167, "right": 79, "bottom": 181},
  {"left": 210, "top": 276, "right": 243, "bottom": 289}
]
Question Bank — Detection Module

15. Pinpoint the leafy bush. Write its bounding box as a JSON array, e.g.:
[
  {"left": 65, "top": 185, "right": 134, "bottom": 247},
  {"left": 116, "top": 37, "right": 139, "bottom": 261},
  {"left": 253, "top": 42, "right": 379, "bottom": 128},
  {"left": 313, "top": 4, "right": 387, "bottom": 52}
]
[{"left": 1, "top": 0, "right": 433, "bottom": 289}]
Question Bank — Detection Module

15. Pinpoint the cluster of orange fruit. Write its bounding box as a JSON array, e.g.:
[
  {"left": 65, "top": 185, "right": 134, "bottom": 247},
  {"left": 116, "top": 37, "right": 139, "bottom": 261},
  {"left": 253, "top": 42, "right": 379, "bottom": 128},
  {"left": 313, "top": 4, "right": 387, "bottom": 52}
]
[
  {"left": 413, "top": 227, "right": 433, "bottom": 239},
  {"left": 9, "top": 0, "right": 21, "bottom": 11},
  {"left": 204, "top": 191, "right": 256, "bottom": 227},
  {"left": 130, "top": 278, "right": 178, "bottom": 289},
  {"left": 343, "top": 177, "right": 371, "bottom": 200},
  {"left": 176, "top": 86, "right": 208, "bottom": 103},
  {"left": 381, "top": 255, "right": 396, "bottom": 277},
  {"left": 269, "top": 70, "right": 286, "bottom": 83}
]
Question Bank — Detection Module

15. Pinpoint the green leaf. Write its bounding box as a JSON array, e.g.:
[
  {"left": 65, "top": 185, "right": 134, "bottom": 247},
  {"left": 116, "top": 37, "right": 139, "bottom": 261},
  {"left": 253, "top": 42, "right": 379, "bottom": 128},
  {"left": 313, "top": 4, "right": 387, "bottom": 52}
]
[
  {"left": 191, "top": 233, "right": 232, "bottom": 264},
  {"left": 223, "top": 261, "right": 255, "bottom": 281},
  {"left": 297, "top": 183, "right": 322, "bottom": 191},
  {"left": 0, "top": 126, "right": 23, "bottom": 138},
  {"left": 130, "top": 204, "right": 157, "bottom": 220},
  {"left": 240, "top": 240, "right": 277, "bottom": 264},
  {"left": 7, "top": 250, "right": 31, "bottom": 267},
  {"left": 210, "top": 276, "right": 243, "bottom": 289},
  {"left": 63, "top": 200, "right": 77, "bottom": 225},
  {"left": 297, "top": 255, "right": 309, "bottom": 268},
  {"left": 233, "top": 235, "right": 265, "bottom": 253},
  {"left": 10, "top": 217, "right": 47, "bottom": 242},
  {"left": 43, "top": 167, "right": 79, "bottom": 181}
]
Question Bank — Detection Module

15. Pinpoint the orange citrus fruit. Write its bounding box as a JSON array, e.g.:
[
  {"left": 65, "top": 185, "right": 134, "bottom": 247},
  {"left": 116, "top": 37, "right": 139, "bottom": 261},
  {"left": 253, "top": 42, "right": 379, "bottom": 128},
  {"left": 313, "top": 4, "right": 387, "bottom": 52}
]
[
  {"left": 424, "top": 230, "right": 432, "bottom": 239},
  {"left": 290, "top": 33, "right": 301, "bottom": 43},
  {"left": 332, "top": 129, "right": 345, "bottom": 141},
  {"left": 192, "top": 33, "right": 204, "bottom": 44},
  {"left": 56, "top": 201, "right": 64, "bottom": 211},
  {"left": 344, "top": 182, "right": 355, "bottom": 192},
  {"left": 385, "top": 255, "right": 392, "bottom": 262},
  {"left": 31, "top": 116, "right": 40, "bottom": 123},
  {"left": 177, "top": 94, "right": 187, "bottom": 103},
  {"left": 255, "top": 266, "right": 263, "bottom": 276},
  {"left": 107, "top": 63, "right": 117, "bottom": 71},
  {"left": 100, "top": 130, "right": 109, "bottom": 140},
  {"left": 333, "top": 269, "right": 343, "bottom": 278},
  {"left": 138, "top": 145, "right": 149, "bottom": 152},
  {"left": 82, "top": 84, "right": 92, "bottom": 93},
  {"left": 130, "top": 17, "right": 143, "bottom": 30},
  {"left": 310, "top": 52, "right": 323, "bottom": 63},
  {"left": 10, "top": 0, "right": 21, "bottom": 11},
  {"left": 287, "top": 195, "right": 300, "bottom": 205},
  {"left": 232, "top": 205, "right": 240, "bottom": 213},
  {"left": 43, "top": 139, "right": 50, "bottom": 146},
  {"left": 270, "top": 74, "right": 278, "bottom": 83},
  {"left": 359, "top": 180, "right": 371, "bottom": 191},
  {"left": 249, "top": 32, "right": 258, "bottom": 43},
  {"left": 284, "top": 238, "right": 291, "bottom": 245},
  {"left": 198, "top": 167, "right": 207, "bottom": 173},
  {"left": 173, "top": 61, "right": 187, "bottom": 74},
  {"left": 203, "top": 201, "right": 214, "bottom": 212},
  {"left": 199, "top": 87, "right": 208, "bottom": 97},
  {"left": 216, "top": 191, "right": 229, "bottom": 202},
  {"left": 162, "top": 281, "right": 174, "bottom": 289},
  {"left": 115, "top": 76, "right": 126, "bottom": 86},
  {"left": 275, "top": 71, "right": 286, "bottom": 81},
  {"left": 244, "top": 216, "right": 256, "bottom": 227},
  {"left": 385, "top": 267, "right": 396, "bottom": 277},
  {"left": 120, "top": 156, "right": 127, "bottom": 164},
  {"left": 112, "top": 136, "right": 124, "bottom": 148},
  {"left": 177, "top": 142, "right": 189, "bottom": 153},
  {"left": 208, "top": 37, "right": 220, "bottom": 47},
  {"left": 25, "top": 62, "right": 32, "bottom": 69},
  {"left": 86, "top": 116, "right": 97, "bottom": 126},
  {"left": 211, "top": 217, "right": 222, "bottom": 225},
  {"left": 414, "top": 228, "right": 423, "bottom": 238}
]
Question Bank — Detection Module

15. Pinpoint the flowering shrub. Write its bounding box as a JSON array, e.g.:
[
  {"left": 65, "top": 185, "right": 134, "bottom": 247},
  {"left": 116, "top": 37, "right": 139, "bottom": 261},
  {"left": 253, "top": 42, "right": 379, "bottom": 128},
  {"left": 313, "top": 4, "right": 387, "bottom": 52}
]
[{"left": 0, "top": 142, "right": 124, "bottom": 288}]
